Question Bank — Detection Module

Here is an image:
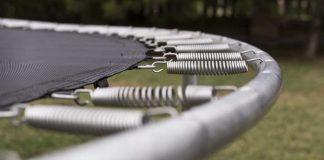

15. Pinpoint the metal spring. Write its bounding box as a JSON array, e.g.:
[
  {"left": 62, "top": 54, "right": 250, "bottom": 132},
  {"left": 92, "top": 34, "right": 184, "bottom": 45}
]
[
  {"left": 24, "top": 105, "right": 146, "bottom": 135},
  {"left": 134, "top": 29, "right": 172, "bottom": 38},
  {"left": 54, "top": 24, "right": 80, "bottom": 32},
  {"left": 77, "top": 25, "right": 109, "bottom": 35},
  {"left": 163, "top": 52, "right": 243, "bottom": 61},
  {"left": 92, "top": 86, "right": 181, "bottom": 108},
  {"left": 166, "top": 60, "right": 248, "bottom": 75},
  {"left": 0, "top": 19, "right": 30, "bottom": 28},
  {"left": 90, "top": 85, "right": 230, "bottom": 108},
  {"left": 174, "top": 44, "right": 231, "bottom": 53},
  {"left": 154, "top": 33, "right": 200, "bottom": 41},
  {"left": 118, "top": 28, "right": 155, "bottom": 38},
  {"left": 29, "top": 21, "right": 58, "bottom": 31},
  {"left": 138, "top": 30, "right": 177, "bottom": 40},
  {"left": 107, "top": 26, "right": 133, "bottom": 36},
  {"left": 164, "top": 38, "right": 214, "bottom": 46}
]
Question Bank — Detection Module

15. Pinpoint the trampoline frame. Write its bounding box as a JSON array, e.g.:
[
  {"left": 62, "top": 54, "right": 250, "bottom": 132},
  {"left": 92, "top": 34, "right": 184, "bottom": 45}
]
[{"left": 0, "top": 18, "right": 282, "bottom": 160}]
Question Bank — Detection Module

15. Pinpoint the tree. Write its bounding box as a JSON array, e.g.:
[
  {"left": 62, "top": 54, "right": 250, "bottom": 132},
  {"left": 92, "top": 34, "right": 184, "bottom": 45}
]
[{"left": 305, "top": 0, "right": 323, "bottom": 58}]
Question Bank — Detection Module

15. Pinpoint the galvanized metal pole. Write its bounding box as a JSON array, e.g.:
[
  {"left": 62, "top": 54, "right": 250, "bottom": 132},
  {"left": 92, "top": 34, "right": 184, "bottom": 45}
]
[{"left": 182, "top": 75, "right": 197, "bottom": 109}]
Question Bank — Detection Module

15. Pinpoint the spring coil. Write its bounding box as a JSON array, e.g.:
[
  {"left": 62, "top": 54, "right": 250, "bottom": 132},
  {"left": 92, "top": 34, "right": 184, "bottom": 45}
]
[
  {"left": 174, "top": 52, "right": 243, "bottom": 61},
  {"left": 166, "top": 60, "right": 248, "bottom": 75},
  {"left": 174, "top": 44, "right": 231, "bottom": 53},
  {"left": 92, "top": 86, "right": 181, "bottom": 108},
  {"left": 24, "top": 106, "right": 145, "bottom": 135},
  {"left": 135, "top": 30, "right": 173, "bottom": 38},
  {"left": 154, "top": 34, "right": 197, "bottom": 41},
  {"left": 165, "top": 38, "right": 214, "bottom": 46}
]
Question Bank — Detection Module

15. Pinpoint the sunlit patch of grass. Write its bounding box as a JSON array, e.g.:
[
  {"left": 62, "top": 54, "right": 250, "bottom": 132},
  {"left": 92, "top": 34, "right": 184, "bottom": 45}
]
[{"left": 207, "top": 58, "right": 324, "bottom": 160}]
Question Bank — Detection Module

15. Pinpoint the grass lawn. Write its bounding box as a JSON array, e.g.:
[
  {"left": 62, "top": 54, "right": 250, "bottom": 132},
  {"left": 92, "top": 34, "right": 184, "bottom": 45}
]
[{"left": 0, "top": 57, "right": 324, "bottom": 159}]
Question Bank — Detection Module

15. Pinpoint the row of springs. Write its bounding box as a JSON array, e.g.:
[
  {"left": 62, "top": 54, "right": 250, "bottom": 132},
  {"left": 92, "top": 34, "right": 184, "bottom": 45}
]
[
  {"left": 0, "top": 18, "right": 250, "bottom": 135},
  {"left": 0, "top": 20, "right": 250, "bottom": 101},
  {"left": 119, "top": 30, "right": 249, "bottom": 131},
  {"left": 0, "top": 18, "right": 249, "bottom": 76},
  {"left": 137, "top": 30, "right": 249, "bottom": 76},
  {"left": 0, "top": 19, "right": 178, "bottom": 134}
]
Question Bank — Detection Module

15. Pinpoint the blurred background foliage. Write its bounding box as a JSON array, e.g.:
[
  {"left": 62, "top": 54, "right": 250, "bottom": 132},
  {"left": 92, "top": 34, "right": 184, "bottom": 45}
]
[
  {"left": 1, "top": 0, "right": 323, "bottom": 58},
  {"left": 0, "top": 0, "right": 286, "bottom": 24},
  {"left": 0, "top": 0, "right": 203, "bottom": 24},
  {"left": 0, "top": 0, "right": 313, "bottom": 23}
]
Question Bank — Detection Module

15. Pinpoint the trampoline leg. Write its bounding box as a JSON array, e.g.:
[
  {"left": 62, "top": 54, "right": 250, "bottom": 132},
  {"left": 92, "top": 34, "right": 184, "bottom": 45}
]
[{"left": 182, "top": 75, "right": 197, "bottom": 110}]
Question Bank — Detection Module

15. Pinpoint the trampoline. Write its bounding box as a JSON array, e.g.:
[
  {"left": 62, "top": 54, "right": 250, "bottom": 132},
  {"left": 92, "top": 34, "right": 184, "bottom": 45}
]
[
  {"left": 0, "top": 27, "right": 147, "bottom": 107},
  {"left": 0, "top": 18, "right": 282, "bottom": 160}
]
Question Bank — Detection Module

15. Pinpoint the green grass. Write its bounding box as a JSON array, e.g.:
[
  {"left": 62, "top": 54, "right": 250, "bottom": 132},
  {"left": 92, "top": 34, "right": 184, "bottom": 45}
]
[
  {"left": 1, "top": 58, "right": 324, "bottom": 159},
  {"left": 207, "top": 58, "right": 324, "bottom": 160}
]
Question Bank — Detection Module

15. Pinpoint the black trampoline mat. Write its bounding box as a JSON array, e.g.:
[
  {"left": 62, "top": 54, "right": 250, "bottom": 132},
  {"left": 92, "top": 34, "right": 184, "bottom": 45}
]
[{"left": 0, "top": 28, "right": 147, "bottom": 107}]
